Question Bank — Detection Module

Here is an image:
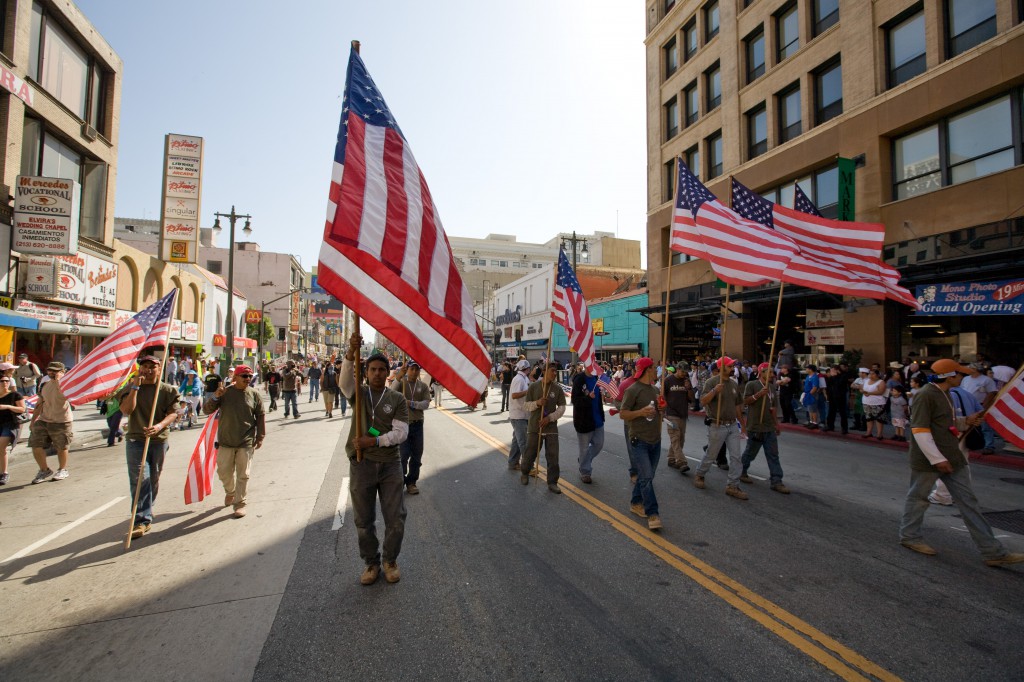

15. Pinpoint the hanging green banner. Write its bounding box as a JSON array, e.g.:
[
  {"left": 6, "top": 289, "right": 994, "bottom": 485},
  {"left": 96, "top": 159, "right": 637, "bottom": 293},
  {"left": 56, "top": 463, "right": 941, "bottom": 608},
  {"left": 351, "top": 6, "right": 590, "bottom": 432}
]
[{"left": 837, "top": 157, "right": 856, "bottom": 221}]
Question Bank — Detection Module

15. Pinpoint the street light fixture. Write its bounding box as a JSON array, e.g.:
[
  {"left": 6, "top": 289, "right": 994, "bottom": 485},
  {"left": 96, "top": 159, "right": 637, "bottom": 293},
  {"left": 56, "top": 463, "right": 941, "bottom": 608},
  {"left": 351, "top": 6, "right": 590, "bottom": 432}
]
[
  {"left": 212, "top": 205, "right": 252, "bottom": 368},
  {"left": 561, "top": 230, "right": 589, "bottom": 271}
]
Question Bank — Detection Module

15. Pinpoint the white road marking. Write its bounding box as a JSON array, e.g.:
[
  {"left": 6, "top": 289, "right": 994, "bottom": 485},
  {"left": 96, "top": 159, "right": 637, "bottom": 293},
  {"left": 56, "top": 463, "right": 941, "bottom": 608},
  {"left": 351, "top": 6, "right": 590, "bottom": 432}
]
[
  {"left": 331, "top": 477, "right": 350, "bottom": 531},
  {"left": 2, "top": 496, "right": 126, "bottom": 564}
]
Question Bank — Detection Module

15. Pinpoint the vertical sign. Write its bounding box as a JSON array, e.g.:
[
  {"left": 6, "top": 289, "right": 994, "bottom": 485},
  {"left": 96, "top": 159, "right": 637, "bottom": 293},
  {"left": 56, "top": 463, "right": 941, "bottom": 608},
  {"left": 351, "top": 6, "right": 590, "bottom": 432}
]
[
  {"left": 12, "top": 176, "right": 81, "bottom": 255},
  {"left": 837, "top": 157, "right": 856, "bottom": 221},
  {"left": 159, "top": 134, "right": 203, "bottom": 263}
]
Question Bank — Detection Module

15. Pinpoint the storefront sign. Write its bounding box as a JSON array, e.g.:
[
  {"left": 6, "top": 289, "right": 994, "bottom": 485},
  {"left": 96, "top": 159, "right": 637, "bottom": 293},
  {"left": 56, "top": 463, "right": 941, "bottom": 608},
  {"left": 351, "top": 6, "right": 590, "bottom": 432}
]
[
  {"left": 15, "top": 299, "right": 110, "bottom": 327},
  {"left": 805, "top": 308, "right": 844, "bottom": 329},
  {"left": 244, "top": 309, "right": 262, "bottom": 324},
  {"left": 496, "top": 306, "right": 522, "bottom": 326},
  {"left": 837, "top": 157, "right": 856, "bottom": 221},
  {"left": 916, "top": 279, "right": 1024, "bottom": 316},
  {"left": 592, "top": 318, "right": 604, "bottom": 334},
  {"left": 183, "top": 321, "right": 199, "bottom": 341},
  {"left": 26, "top": 257, "right": 58, "bottom": 296},
  {"left": 52, "top": 254, "right": 87, "bottom": 304},
  {"left": 159, "top": 134, "right": 203, "bottom": 263},
  {"left": 170, "top": 319, "right": 182, "bottom": 339},
  {"left": 290, "top": 291, "right": 300, "bottom": 331},
  {"left": 12, "top": 175, "right": 81, "bottom": 255},
  {"left": 0, "top": 64, "right": 34, "bottom": 107},
  {"left": 84, "top": 254, "right": 118, "bottom": 310},
  {"left": 805, "top": 326, "right": 845, "bottom": 346},
  {"left": 114, "top": 308, "right": 134, "bottom": 329}
]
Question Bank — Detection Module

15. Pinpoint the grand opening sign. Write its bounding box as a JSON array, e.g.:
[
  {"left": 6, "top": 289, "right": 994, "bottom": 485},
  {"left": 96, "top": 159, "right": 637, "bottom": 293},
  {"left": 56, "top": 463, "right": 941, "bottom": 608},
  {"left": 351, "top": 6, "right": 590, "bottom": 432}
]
[{"left": 916, "top": 279, "right": 1024, "bottom": 316}]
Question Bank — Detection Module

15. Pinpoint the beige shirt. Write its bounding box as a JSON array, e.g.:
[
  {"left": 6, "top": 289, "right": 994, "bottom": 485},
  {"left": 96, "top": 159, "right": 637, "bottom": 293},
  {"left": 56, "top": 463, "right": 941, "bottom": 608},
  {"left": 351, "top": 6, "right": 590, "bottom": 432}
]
[{"left": 37, "top": 379, "right": 73, "bottom": 423}]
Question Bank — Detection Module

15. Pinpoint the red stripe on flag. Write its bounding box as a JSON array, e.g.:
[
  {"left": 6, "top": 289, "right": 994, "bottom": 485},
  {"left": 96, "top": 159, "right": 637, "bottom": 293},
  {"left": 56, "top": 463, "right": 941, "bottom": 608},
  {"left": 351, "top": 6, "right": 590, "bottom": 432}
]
[
  {"left": 379, "top": 129, "right": 409, "bottom": 274},
  {"left": 416, "top": 171, "right": 438, "bottom": 298},
  {"left": 335, "top": 116, "right": 367, "bottom": 242}
]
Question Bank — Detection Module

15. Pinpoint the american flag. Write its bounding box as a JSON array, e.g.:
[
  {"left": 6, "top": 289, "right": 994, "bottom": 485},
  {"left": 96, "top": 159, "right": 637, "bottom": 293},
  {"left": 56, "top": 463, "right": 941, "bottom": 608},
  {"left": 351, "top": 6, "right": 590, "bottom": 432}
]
[
  {"left": 184, "top": 410, "right": 220, "bottom": 504},
  {"left": 986, "top": 369, "right": 1024, "bottom": 450},
  {"left": 59, "top": 291, "right": 176, "bottom": 406},
  {"left": 597, "top": 372, "right": 620, "bottom": 401},
  {"left": 552, "top": 249, "right": 599, "bottom": 375},
  {"left": 671, "top": 160, "right": 797, "bottom": 286},
  {"left": 316, "top": 46, "right": 489, "bottom": 406}
]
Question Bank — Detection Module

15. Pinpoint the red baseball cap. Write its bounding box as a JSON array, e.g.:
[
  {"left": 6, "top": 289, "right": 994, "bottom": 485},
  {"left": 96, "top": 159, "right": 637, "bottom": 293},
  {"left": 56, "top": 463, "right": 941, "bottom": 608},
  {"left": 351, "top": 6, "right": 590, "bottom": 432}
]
[
  {"left": 715, "top": 356, "right": 736, "bottom": 369},
  {"left": 634, "top": 357, "right": 655, "bottom": 375},
  {"left": 757, "top": 362, "right": 771, "bottom": 372},
  {"left": 233, "top": 365, "right": 254, "bottom": 376}
]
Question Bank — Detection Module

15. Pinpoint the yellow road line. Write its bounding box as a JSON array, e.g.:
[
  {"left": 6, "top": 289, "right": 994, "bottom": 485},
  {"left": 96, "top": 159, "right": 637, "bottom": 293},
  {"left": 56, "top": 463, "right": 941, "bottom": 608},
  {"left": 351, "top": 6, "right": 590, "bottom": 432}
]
[{"left": 439, "top": 406, "right": 901, "bottom": 682}]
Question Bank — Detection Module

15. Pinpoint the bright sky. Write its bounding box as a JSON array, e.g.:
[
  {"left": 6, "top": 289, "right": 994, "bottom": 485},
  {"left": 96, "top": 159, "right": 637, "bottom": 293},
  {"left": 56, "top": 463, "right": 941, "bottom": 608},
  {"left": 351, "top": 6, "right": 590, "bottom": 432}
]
[{"left": 77, "top": 0, "right": 648, "bottom": 271}]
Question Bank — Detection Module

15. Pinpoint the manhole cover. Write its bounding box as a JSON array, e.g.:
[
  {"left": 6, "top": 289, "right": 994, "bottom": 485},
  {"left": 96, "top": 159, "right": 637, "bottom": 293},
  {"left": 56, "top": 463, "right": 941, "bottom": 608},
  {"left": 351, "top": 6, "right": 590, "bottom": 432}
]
[
  {"left": 999, "top": 478, "right": 1024, "bottom": 486},
  {"left": 983, "top": 510, "right": 1024, "bottom": 535}
]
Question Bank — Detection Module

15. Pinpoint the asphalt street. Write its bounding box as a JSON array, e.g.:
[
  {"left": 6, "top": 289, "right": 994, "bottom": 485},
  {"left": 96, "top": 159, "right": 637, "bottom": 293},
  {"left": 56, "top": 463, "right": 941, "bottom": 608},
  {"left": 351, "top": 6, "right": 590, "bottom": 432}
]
[{"left": 2, "top": 390, "right": 1023, "bottom": 681}]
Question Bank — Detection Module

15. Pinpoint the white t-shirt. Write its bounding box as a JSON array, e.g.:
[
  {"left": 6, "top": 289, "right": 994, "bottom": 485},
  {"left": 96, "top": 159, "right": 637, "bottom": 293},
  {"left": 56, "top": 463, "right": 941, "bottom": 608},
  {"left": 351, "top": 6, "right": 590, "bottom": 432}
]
[
  {"left": 960, "top": 374, "right": 995, "bottom": 404},
  {"left": 508, "top": 371, "right": 531, "bottom": 420},
  {"left": 862, "top": 379, "right": 887, "bottom": 406}
]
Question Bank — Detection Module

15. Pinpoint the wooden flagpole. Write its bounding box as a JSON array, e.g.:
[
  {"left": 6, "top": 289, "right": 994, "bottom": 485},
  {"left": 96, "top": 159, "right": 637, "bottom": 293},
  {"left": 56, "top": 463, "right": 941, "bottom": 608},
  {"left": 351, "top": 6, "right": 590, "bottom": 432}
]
[
  {"left": 661, "top": 157, "right": 679, "bottom": 398},
  {"left": 125, "top": 289, "right": 178, "bottom": 551},
  {"left": 759, "top": 282, "right": 786, "bottom": 421},
  {"left": 533, "top": 320, "right": 556, "bottom": 482}
]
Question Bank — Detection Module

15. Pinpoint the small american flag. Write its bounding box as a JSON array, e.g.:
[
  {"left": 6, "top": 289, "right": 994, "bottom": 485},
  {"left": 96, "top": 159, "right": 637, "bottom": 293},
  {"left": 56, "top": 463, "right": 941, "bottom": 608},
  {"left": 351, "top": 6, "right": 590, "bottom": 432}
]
[
  {"left": 184, "top": 410, "right": 220, "bottom": 504},
  {"left": 986, "top": 369, "right": 1024, "bottom": 450},
  {"left": 597, "top": 373, "right": 620, "bottom": 401},
  {"left": 317, "top": 46, "right": 489, "bottom": 406},
  {"left": 59, "top": 291, "right": 176, "bottom": 406},
  {"left": 552, "top": 249, "right": 599, "bottom": 375}
]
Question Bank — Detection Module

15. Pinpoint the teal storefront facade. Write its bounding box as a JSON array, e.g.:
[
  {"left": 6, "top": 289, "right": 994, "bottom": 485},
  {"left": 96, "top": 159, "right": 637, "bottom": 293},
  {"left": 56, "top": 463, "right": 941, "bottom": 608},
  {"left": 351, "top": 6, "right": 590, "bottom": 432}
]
[{"left": 551, "top": 291, "right": 648, "bottom": 366}]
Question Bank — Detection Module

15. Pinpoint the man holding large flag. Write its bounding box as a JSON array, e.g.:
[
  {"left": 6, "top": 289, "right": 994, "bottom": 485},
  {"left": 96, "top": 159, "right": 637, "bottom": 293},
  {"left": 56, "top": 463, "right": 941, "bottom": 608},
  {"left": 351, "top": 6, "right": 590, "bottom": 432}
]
[{"left": 316, "top": 44, "right": 489, "bottom": 406}]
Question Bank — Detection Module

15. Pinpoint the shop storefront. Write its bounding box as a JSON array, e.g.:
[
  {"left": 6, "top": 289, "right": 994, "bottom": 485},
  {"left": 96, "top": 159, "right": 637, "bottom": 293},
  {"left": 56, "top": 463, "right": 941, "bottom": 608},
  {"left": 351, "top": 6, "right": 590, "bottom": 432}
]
[{"left": 12, "top": 299, "right": 112, "bottom": 369}]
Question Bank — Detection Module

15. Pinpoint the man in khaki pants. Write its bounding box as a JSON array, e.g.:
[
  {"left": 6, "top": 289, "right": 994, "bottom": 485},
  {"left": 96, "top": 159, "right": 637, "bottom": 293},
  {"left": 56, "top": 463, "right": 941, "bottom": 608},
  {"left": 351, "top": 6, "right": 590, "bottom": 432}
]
[{"left": 205, "top": 364, "right": 265, "bottom": 518}]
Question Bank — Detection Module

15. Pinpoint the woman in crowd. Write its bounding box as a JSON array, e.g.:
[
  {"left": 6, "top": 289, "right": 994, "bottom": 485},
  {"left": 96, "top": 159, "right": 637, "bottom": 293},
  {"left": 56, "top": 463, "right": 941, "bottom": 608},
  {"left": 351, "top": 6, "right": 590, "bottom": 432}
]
[
  {"left": 860, "top": 368, "right": 888, "bottom": 440},
  {"left": 801, "top": 365, "right": 822, "bottom": 429},
  {"left": 0, "top": 375, "right": 26, "bottom": 485}
]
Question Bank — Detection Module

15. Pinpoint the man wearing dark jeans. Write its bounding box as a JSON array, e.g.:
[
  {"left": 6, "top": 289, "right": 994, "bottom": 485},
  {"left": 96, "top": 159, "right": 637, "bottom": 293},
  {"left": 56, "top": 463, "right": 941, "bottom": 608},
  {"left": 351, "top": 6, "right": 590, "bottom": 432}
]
[
  {"left": 395, "top": 361, "right": 431, "bottom": 495},
  {"left": 620, "top": 357, "right": 663, "bottom": 530},
  {"left": 499, "top": 362, "right": 513, "bottom": 412},
  {"left": 280, "top": 361, "right": 302, "bottom": 419},
  {"left": 825, "top": 365, "right": 850, "bottom": 435}
]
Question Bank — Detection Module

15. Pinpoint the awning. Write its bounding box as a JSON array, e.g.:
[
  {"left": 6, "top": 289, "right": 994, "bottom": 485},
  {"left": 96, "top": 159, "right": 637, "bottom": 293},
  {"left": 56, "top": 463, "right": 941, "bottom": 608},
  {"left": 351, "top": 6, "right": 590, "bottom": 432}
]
[
  {"left": 34, "top": 321, "right": 109, "bottom": 336},
  {"left": 0, "top": 308, "right": 41, "bottom": 330},
  {"left": 212, "top": 334, "right": 257, "bottom": 350}
]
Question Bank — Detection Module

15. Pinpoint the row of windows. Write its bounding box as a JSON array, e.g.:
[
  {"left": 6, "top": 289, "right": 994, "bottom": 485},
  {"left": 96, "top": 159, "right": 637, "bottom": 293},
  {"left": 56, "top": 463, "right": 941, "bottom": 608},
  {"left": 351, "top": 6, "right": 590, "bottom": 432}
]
[
  {"left": 465, "top": 257, "right": 546, "bottom": 269},
  {"left": 893, "top": 88, "right": 1024, "bottom": 201}
]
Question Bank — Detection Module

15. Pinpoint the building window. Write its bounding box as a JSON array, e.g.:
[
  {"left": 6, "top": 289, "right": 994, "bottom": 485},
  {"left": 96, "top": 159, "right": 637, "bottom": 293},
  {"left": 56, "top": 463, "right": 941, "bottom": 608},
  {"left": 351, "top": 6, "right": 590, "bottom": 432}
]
[
  {"left": 207, "top": 260, "right": 223, "bottom": 274},
  {"left": 747, "top": 104, "right": 768, "bottom": 159},
  {"left": 814, "top": 59, "right": 842, "bottom": 125},
  {"left": 778, "top": 83, "right": 801, "bottom": 142},
  {"left": 665, "top": 0, "right": 676, "bottom": 15},
  {"left": 946, "top": 0, "right": 997, "bottom": 58},
  {"left": 707, "top": 131, "right": 723, "bottom": 179},
  {"left": 776, "top": 3, "right": 799, "bottom": 62},
  {"left": 664, "top": 159, "right": 676, "bottom": 202},
  {"left": 685, "top": 145, "right": 700, "bottom": 180},
  {"left": 745, "top": 27, "right": 765, "bottom": 83},
  {"left": 664, "top": 36, "right": 678, "bottom": 79},
  {"left": 947, "top": 95, "right": 1013, "bottom": 184},
  {"left": 704, "top": 1, "right": 720, "bottom": 41},
  {"left": 887, "top": 8, "right": 926, "bottom": 88},
  {"left": 812, "top": 0, "right": 839, "bottom": 36},
  {"left": 813, "top": 165, "right": 839, "bottom": 217},
  {"left": 705, "top": 62, "right": 721, "bottom": 111},
  {"left": 665, "top": 96, "right": 679, "bottom": 140},
  {"left": 893, "top": 125, "right": 941, "bottom": 199},
  {"left": 683, "top": 19, "right": 698, "bottom": 60},
  {"left": 684, "top": 81, "right": 699, "bottom": 126}
]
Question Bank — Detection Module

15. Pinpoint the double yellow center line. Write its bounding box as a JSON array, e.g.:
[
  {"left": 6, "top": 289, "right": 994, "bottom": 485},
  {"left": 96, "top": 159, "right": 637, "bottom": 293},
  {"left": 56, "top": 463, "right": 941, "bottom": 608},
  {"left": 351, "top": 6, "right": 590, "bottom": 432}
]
[{"left": 441, "top": 407, "right": 901, "bottom": 682}]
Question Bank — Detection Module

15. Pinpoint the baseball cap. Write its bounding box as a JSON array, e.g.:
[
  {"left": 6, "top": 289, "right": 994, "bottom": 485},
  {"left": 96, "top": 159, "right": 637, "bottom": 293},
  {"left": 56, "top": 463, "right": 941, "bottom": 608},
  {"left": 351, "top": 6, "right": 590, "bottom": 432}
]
[
  {"left": 757, "top": 362, "right": 771, "bottom": 372},
  {"left": 666, "top": 366, "right": 675, "bottom": 373},
  {"left": 516, "top": 359, "right": 530, "bottom": 371},
  {"left": 931, "top": 358, "right": 972, "bottom": 378},
  {"left": 233, "top": 365, "right": 254, "bottom": 376},
  {"left": 46, "top": 361, "right": 65, "bottom": 372},
  {"left": 406, "top": 361, "right": 420, "bottom": 370},
  {"left": 634, "top": 357, "right": 654, "bottom": 375},
  {"left": 138, "top": 355, "right": 161, "bottom": 366},
  {"left": 715, "top": 356, "right": 736, "bottom": 369},
  {"left": 18, "top": 353, "right": 28, "bottom": 359}
]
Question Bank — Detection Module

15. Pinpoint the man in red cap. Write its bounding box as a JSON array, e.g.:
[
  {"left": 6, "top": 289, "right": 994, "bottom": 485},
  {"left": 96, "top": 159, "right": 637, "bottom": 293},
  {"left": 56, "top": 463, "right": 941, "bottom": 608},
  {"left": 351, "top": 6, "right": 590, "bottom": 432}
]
[
  {"left": 739, "top": 363, "right": 789, "bottom": 494},
  {"left": 205, "top": 364, "right": 265, "bottom": 519},
  {"left": 899, "top": 358, "right": 1024, "bottom": 567},
  {"left": 695, "top": 356, "right": 748, "bottom": 499},
  {"left": 620, "top": 357, "right": 664, "bottom": 530}
]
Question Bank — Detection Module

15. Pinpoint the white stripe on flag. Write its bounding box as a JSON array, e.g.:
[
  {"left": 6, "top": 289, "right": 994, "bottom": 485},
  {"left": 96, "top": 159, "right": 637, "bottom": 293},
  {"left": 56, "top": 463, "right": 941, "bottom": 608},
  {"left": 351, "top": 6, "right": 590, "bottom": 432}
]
[{"left": 357, "top": 124, "right": 388, "bottom": 259}]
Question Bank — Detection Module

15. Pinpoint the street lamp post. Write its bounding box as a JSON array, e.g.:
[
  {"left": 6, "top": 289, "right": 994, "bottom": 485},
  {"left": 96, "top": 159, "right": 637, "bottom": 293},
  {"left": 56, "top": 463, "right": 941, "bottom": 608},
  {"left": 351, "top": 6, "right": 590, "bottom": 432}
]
[
  {"left": 213, "top": 206, "right": 252, "bottom": 368},
  {"left": 560, "top": 230, "right": 589, "bottom": 271},
  {"left": 257, "top": 287, "right": 309, "bottom": 361}
]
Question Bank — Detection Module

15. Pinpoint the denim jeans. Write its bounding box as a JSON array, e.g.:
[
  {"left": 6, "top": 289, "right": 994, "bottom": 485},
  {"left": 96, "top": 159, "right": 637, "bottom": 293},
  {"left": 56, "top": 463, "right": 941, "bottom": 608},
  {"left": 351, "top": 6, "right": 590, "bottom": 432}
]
[
  {"left": 268, "top": 386, "right": 279, "bottom": 410},
  {"left": 741, "top": 430, "right": 783, "bottom": 485},
  {"left": 899, "top": 465, "right": 1008, "bottom": 560},
  {"left": 630, "top": 438, "right": 661, "bottom": 516},
  {"left": 500, "top": 384, "right": 511, "bottom": 411},
  {"left": 577, "top": 426, "right": 604, "bottom": 476},
  {"left": 697, "top": 424, "right": 741, "bottom": 485},
  {"left": 106, "top": 412, "right": 123, "bottom": 446},
  {"left": 508, "top": 418, "right": 528, "bottom": 467},
  {"left": 338, "top": 393, "right": 347, "bottom": 415},
  {"left": 400, "top": 420, "right": 425, "bottom": 485},
  {"left": 349, "top": 458, "right": 406, "bottom": 565},
  {"left": 980, "top": 421, "right": 996, "bottom": 450},
  {"left": 307, "top": 378, "right": 320, "bottom": 402},
  {"left": 282, "top": 391, "right": 299, "bottom": 416},
  {"left": 623, "top": 419, "right": 637, "bottom": 477},
  {"left": 126, "top": 440, "right": 168, "bottom": 525}
]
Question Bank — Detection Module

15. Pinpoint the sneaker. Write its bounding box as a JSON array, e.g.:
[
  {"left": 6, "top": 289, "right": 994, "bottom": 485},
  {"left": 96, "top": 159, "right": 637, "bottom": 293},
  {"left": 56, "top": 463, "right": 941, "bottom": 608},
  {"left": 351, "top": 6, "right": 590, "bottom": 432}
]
[
  {"left": 693, "top": 475, "right": 706, "bottom": 490},
  {"left": 130, "top": 523, "right": 151, "bottom": 539},
  {"left": 667, "top": 460, "right": 682, "bottom": 470},
  {"left": 927, "top": 494, "right": 952, "bottom": 506},
  {"left": 580, "top": 475, "right": 592, "bottom": 484},
  {"left": 224, "top": 494, "right": 235, "bottom": 507},
  {"left": 406, "top": 483, "right": 419, "bottom": 495},
  {"left": 647, "top": 515, "right": 663, "bottom": 530},
  {"left": 360, "top": 564, "right": 381, "bottom": 585},
  {"left": 900, "top": 541, "right": 937, "bottom": 556},
  {"left": 382, "top": 561, "right": 401, "bottom": 583},
  {"left": 771, "top": 483, "right": 791, "bottom": 494},
  {"left": 548, "top": 483, "right": 562, "bottom": 494},
  {"left": 520, "top": 473, "right": 529, "bottom": 485},
  {"left": 0, "top": 472, "right": 8, "bottom": 485},
  {"left": 725, "top": 486, "right": 749, "bottom": 500},
  {"left": 32, "top": 468, "right": 54, "bottom": 484},
  {"left": 739, "top": 474, "right": 754, "bottom": 484},
  {"left": 233, "top": 505, "right": 247, "bottom": 519},
  {"left": 984, "top": 552, "right": 1024, "bottom": 567},
  {"left": 629, "top": 503, "right": 647, "bottom": 518}
]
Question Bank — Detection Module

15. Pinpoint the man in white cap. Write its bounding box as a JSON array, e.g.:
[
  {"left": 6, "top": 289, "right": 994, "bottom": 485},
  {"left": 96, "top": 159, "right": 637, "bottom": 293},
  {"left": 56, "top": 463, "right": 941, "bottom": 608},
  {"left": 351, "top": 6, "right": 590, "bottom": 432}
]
[
  {"left": 695, "top": 356, "right": 747, "bottom": 499},
  {"left": 506, "top": 359, "right": 532, "bottom": 470},
  {"left": 899, "top": 358, "right": 1024, "bottom": 567}
]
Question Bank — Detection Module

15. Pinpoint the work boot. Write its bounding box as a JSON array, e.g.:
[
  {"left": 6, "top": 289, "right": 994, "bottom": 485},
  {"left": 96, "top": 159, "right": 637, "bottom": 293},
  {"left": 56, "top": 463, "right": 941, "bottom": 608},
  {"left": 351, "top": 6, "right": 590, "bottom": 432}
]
[
  {"left": 130, "top": 523, "right": 151, "bottom": 539},
  {"left": 679, "top": 463, "right": 690, "bottom": 474},
  {"left": 382, "top": 561, "right": 401, "bottom": 583},
  {"left": 233, "top": 505, "right": 248, "bottom": 519},
  {"left": 647, "top": 515, "right": 663, "bottom": 530},
  {"left": 667, "top": 460, "right": 681, "bottom": 469},
  {"left": 725, "top": 486, "right": 749, "bottom": 500},
  {"left": 739, "top": 473, "right": 754, "bottom": 484},
  {"left": 406, "top": 483, "right": 419, "bottom": 495},
  {"left": 520, "top": 473, "right": 529, "bottom": 485},
  {"left": 224, "top": 494, "right": 235, "bottom": 507},
  {"left": 771, "top": 483, "right": 791, "bottom": 494},
  {"left": 629, "top": 503, "right": 647, "bottom": 518},
  {"left": 360, "top": 564, "right": 381, "bottom": 585},
  {"left": 693, "top": 475, "right": 706, "bottom": 490},
  {"left": 984, "top": 552, "right": 1024, "bottom": 567},
  {"left": 548, "top": 483, "right": 562, "bottom": 494},
  {"left": 900, "top": 541, "right": 937, "bottom": 556}
]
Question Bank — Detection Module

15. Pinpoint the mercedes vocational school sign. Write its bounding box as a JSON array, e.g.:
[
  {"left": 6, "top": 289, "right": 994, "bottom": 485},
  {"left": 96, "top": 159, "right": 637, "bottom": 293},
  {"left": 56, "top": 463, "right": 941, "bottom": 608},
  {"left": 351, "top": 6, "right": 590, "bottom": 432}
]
[{"left": 12, "top": 175, "right": 81, "bottom": 255}]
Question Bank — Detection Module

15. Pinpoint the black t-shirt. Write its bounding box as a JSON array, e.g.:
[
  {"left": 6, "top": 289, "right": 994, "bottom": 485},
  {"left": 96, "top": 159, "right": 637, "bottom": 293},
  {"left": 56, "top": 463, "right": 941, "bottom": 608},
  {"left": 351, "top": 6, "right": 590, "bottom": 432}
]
[
  {"left": 501, "top": 369, "right": 514, "bottom": 385},
  {"left": 0, "top": 391, "right": 23, "bottom": 429},
  {"left": 204, "top": 374, "right": 222, "bottom": 393}
]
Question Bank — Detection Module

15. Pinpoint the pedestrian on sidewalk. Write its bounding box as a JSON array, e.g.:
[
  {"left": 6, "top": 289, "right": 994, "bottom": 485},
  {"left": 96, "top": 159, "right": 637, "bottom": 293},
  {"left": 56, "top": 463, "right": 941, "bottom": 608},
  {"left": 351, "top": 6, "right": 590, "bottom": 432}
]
[
  {"left": 306, "top": 361, "right": 322, "bottom": 403},
  {"left": 571, "top": 363, "right": 604, "bottom": 484},
  {"left": 28, "top": 362, "right": 74, "bottom": 484},
  {"left": 0, "top": 376, "right": 26, "bottom": 485},
  {"left": 506, "top": 359, "right": 532, "bottom": 471},
  {"left": 396, "top": 361, "right": 431, "bottom": 495},
  {"left": 740, "top": 363, "right": 789, "bottom": 494},
  {"left": 263, "top": 364, "right": 281, "bottom": 412},
  {"left": 800, "top": 365, "right": 822, "bottom": 429},
  {"left": 620, "top": 357, "right": 664, "bottom": 529},
  {"left": 430, "top": 376, "right": 443, "bottom": 408},
  {"left": 499, "top": 361, "right": 513, "bottom": 412},
  {"left": 104, "top": 393, "right": 124, "bottom": 447},
  {"left": 321, "top": 360, "right": 339, "bottom": 417},
  {"left": 179, "top": 370, "right": 202, "bottom": 424},
  {"left": 341, "top": 335, "right": 410, "bottom": 585},
  {"left": 695, "top": 356, "right": 747, "bottom": 500},
  {"left": 961, "top": 362, "right": 999, "bottom": 454},
  {"left": 119, "top": 355, "right": 180, "bottom": 539},
  {"left": 14, "top": 353, "right": 41, "bottom": 397},
  {"left": 205, "top": 364, "right": 265, "bottom": 519},
  {"left": 777, "top": 365, "right": 798, "bottom": 424},
  {"left": 281, "top": 361, "right": 302, "bottom": 419},
  {"left": 520, "top": 361, "right": 566, "bottom": 494},
  {"left": 898, "top": 358, "right": 1024, "bottom": 567},
  {"left": 663, "top": 362, "right": 694, "bottom": 473}
]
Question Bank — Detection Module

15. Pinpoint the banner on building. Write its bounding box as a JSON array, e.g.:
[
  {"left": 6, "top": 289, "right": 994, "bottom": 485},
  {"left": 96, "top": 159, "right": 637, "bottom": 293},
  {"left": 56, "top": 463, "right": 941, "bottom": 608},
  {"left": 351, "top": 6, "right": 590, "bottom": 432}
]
[
  {"left": 805, "top": 308, "right": 845, "bottom": 329},
  {"left": 26, "top": 257, "right": 58, "bottom": 296},
  {"left": 805, "top": 326, "right": 845, "bottom": 346},
  {"left": 159, "top": 134, "right": 204, "bottom": 263},
  {"left": 13, "top": 176, "right": 81, "bottom": 255},
  {"left": 916, "top": 279, "right": 1024, "bottom": 316}
]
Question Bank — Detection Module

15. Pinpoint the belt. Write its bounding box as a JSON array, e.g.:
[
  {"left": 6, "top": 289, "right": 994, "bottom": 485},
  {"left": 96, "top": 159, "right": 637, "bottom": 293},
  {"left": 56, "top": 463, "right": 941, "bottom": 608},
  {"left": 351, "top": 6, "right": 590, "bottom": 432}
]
[{"left": 710, "top": 420, "right": 735, "bottom": 427}]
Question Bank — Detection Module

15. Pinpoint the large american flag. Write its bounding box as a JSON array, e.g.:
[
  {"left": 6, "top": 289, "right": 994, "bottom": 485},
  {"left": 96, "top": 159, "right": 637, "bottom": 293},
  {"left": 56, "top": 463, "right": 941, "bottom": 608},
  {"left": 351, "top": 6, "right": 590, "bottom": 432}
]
[
  {"left": 59, "top": 291, "right": 176, "bottom": 406},
  {"left": 671, "top": 160, "right": 797, "bottom": 286},
  {"left": 184, "top": 410, "right": 220, "bottom": 504},
  {"left": 552, "top": 249, "right": 599, "bottom": 375},
  {"left": 986, "top": 369, "right": 1024, "bottom": 450},
  {"left": 317, "top": 46, "right": 489, "bottom": 406}
]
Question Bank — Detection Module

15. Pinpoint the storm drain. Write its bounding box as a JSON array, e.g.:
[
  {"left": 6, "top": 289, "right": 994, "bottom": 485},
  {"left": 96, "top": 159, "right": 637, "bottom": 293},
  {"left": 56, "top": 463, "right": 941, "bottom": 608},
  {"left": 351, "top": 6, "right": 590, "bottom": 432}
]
[{"left": 982, "top": 510, "right": 1024, "bottom": 535}]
